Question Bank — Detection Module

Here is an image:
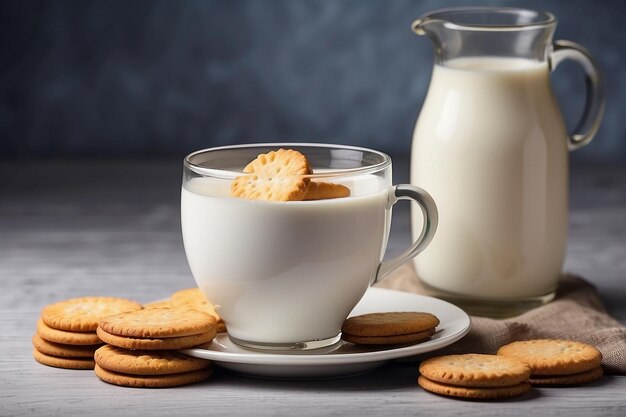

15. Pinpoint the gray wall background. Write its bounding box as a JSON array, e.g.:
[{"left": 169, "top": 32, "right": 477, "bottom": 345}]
[{"left": 1, "top": 0, "right": 624, "bottom": 163}]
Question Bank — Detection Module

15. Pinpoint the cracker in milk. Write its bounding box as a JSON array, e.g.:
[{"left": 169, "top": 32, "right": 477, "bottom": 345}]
[
  {"left": 303, "top": 181, "right": 350, "bottom": 200},
  {"left": 231, "top": 148, "right": 313, "bottom": 201}
]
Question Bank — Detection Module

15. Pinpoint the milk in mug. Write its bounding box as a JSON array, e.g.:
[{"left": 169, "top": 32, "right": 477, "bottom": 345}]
[{"left": 181, "top": 175, "right": 391, "bottom": 344}]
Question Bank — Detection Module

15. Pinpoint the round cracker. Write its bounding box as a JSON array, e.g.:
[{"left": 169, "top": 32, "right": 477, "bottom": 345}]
[
  {"left": 419, "top": 354, "right": 531, "bottom": 387},
  {"left": 41, "top": 297, "right": 142, "bottom": 332},
  {"left": 37, "top": 319, "right": 102, "bottom": 345},
  {"left": 529, "top": 366, "right": 603, "bottom": 386},
  {"left": 171, "top": 288, "right": 227, "bottom": 333},
  {"left": 94, "top": 364, "right": 211, "bottom": 388},
  {"left": 32, "top": 334, "right": 101, "bottom": 358},
  {"left": 94, "top": 345, "right": 209, "bottom": 375},
  {"left": 418, "top": 376, "right": 531, "bottom": 400},
  {"left": 497, "top": 339, "right": 602, "bottom": 376},
  {"left": 303, "top": 181, "right": 350, "bottom": 200},
  {"left": 342, "top": 312, "right": 439, "bottom": 337},
  {"left": 96, "top": 327, "right": 216, "bottom": 350},
  {"left": 99, "top": 308, "right": 215, "bottom": 338},
  {"left": 33, "top": 348, "right": 95, "bottom": 370},
  {"left": 143, "top": 300, "right": 172, "bottom": 309},
  {"left": 342, "top": 328, "right": 435, "bottom": 345},
  {"left": 231, "top": 148, "right": 312, "bottom": 202}
]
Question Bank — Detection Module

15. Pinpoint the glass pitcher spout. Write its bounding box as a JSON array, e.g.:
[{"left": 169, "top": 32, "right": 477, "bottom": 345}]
[
  {"left": 411, "top": 7, "right": 557, "bottom": 64},
  {"left": 411, "top": 6, "right": 604, "bottom": 150}
]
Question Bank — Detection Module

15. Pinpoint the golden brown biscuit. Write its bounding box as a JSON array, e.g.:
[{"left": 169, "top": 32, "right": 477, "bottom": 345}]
[
  {"left": 342, "top": 328, "right": 435, "bottom": 345},
  {"left": 418, "top": 375, "right": 531, "bottom": 400},
  {"left": 32, "top": 334, "right": 101, "bottom": 358},
  {"left": 342, "top": 312, "right": 440, "bottom": 337},
  {"left": 94, "top": 345, "right": 210, "bottom": 375},
  {"left": 94, "top": 364, "right": 212, "bottom": 388},
  {"left": 419, "top": 354, "right": 531, "bottom": 387},
  {"left": 171, "top": 288, "right": 227, "bottom": 333},
  {"left": 37, "top": 319, "right": 102, "bottom": 346},
  {"left": 99, "top": 308, "right": 215, "bottom": 338},
  {"left": 231, "top": 148, "right": 313, "bottom": 201},
  {"left": 33, "top": 348, "right": 95, "bottom": 370},
  {"left": 96, "top": 327, "right": 216, "bottom": 350},
  {"left": 528, "top": 367, "right": 603, "bottom": 386},
  {"left": 497, "top": 339, "right": 602, "bottom": 376},
  {"left": 41, "top": 297, "right": 142, "bottom": 332},
  {"left": 303, "top": 181, "right": 350, "bottom": 200},
  {"left": 143, "top": 300, "right": 172, "bottom": 309}
]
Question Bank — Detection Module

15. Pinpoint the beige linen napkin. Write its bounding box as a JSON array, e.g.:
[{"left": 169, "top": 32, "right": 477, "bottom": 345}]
[{"left": 377, "top": 263, "right": 626, "bottom": 374}]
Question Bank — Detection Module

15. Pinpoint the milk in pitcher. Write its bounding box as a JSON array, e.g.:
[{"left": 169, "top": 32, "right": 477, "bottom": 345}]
[
  {"left": 410, "top": 7, "right": 604, "bottom": 315},
  {"left": 411, "top": 57, "right": 569, "bottom": 300}
]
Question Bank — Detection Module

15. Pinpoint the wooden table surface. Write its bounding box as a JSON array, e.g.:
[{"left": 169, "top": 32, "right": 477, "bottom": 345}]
[{"left": 1, "top": 158, "right": 625, "bottom": 417}]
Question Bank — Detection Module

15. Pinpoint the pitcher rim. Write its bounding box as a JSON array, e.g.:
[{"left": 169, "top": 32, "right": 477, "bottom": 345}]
[{"left": 416, "top": 7, "right": 556, "bottom": 32}]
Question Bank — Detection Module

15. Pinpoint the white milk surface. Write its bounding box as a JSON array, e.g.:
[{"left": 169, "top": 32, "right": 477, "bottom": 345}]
[
  {"left": 411, "top": 57, "right": 568, "bottom": 299},
  {"left": 181, "top": 175, "right": 390, "bottom": 343}
]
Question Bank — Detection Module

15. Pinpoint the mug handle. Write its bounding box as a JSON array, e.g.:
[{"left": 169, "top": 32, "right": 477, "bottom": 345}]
[
  {"left": 550, "top": 40, "right": 605, "bottom": 150},
  {"left": 372, "top": 185, "right": 438, "bottom": 284}
]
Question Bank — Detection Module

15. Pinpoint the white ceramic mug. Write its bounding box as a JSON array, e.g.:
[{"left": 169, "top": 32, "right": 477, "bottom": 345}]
[{"left": 181, "top": 143, "right": 437, "bottom": 350}]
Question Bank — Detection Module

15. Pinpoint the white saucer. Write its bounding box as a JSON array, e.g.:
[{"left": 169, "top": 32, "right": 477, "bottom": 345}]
[{"left": 181, "top": 288, "right": 470, "bottom": 378}]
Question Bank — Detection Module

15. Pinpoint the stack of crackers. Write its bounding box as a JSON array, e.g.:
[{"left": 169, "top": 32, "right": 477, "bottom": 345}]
[
  {"left": 94, "top": 308, "right": 215, "bottom": 387},
  {"left": 34, "top": 293, "right": 220, "bottom": 388},
  {"left": 498, "top": 340, "right": 604, "bottom": 387},
  {"left": 418, "top": 339, "right": 604, "bottom": 400},
  {"left": 93, "top": 345, "right": 212, "bottom": 388},
  {"left": 33, "top": 297, "right": 142, "bottom": 370},
  {"left": 419, "top": 354, "right": 533, "bottom": 399}
]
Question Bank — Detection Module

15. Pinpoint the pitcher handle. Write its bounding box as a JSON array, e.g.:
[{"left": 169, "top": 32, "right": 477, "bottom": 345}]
[
  {"left": 372, "top": 185, "right": 438, "bottom": 284},
  {"left": 550, "top": 40, "right": 605, "bottom": 151}
]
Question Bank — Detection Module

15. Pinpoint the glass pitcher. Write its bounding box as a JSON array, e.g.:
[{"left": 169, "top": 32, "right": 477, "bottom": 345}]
[{"left": 410, "top": 7, "right": 604, "bottom": 317}]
